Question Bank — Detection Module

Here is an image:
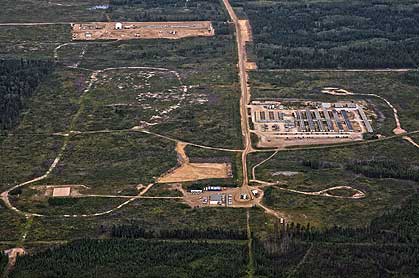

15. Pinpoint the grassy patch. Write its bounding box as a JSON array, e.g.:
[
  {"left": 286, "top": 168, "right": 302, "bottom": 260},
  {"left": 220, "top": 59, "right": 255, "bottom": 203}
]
[
  {"left": 0, "top": 25, "right": 71, "bottom": 60},
  {"left": 0, "top": 202, "right": 26, "bottom": 241},
  {"left": 248, "top": 207, "right": 278, "bottom": 240},
  {"left": 143, "top": 184, "right": 182, "bottom": 197},
  {"left": 109, "top": 0, "right": 228, "bottom": 22},
  {"left": 10, "top": 191, "right": 124, "bottom": 216},
  {"left": 0, "top": 135, "right": 63, "bottom": 192},
  {"left": 249, "top": 137, "right": 419, "bottom": 185},
  {"left": 27, "top": 199, "right": 248, "bottom": 241},
  {"left": 13, "top": 68, "right": 88, "bottom": 134},
  {"left": 0, "top": 0, "right": 108, "bottom": 23},
  {"left": 262, "top": 178, "right": 417, "bottom": 228},
  {"left": 249, "top": 138, "right": 419, "bottom": 227},
  {"left": 43, "top": 132, "right": 177, "bottom": 194}
]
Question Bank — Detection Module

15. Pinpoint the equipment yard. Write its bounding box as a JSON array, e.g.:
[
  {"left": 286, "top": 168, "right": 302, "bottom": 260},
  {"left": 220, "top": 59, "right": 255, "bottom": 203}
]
[
  {"left": 250, "top": 100, "right": 374, "bottom": 148},
  {"left": 71, "top": 21, "right": 215, "bottom": 41},
  {"left": 183, "top": 186, "right": 263, "bottom": 208}
]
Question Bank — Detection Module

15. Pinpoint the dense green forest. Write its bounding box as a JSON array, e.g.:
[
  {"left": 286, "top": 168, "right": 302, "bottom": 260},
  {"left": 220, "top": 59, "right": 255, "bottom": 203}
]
[
  {"left": 0, "top": 252, "right": 8, "bottom": 273},
  {"left": 0, "top": 59, "right": 53, "bottom": 130},
  {"left": 11, "top": 239, "right": 248, "bottom": 278},
  {"left": 232, "top": 0, "right": 419, "bottom": 68}
]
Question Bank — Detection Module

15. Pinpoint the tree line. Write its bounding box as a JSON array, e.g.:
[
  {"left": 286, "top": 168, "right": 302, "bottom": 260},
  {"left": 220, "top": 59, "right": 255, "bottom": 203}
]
[
  {"left": 346, "top": 159, "right": 419, "bottom": 182},
  {"left": 0, "top": 59, "right": 54, "bottom": 131},
  {"left": 11, "top": 239, "right": 248, "bottom": 278},
  {"left": 111, "top": 224, "right": 247, "bottom": 240},
  {"left": 0, "top": 252, "right": 8, "bottom": 274},
  {"left": 300, "top": 158, "right": 419, "bottom": 182}
]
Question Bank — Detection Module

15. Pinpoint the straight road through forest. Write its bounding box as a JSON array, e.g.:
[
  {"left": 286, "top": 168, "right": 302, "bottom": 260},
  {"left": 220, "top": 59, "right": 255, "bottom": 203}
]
[{"left": 222, "top": 0, "right": 252, "bottom": 190}]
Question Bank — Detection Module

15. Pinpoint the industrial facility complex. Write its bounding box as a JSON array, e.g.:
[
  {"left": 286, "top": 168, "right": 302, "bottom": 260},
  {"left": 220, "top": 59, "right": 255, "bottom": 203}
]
[
  {"left": 185, "top": 186, "right": 261, "bottom": 208},
  {"left": 71, "top": 21, "right": 215, "bottom": 41},
  {"left": 250, "top": 100, "right": 374, "bottom": 148}
]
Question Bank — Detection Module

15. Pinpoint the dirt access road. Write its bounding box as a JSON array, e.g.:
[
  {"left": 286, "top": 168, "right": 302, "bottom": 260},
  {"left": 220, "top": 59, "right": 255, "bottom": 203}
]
[{"left": 222, "top": 0, "right": 252, "bottom": 192}]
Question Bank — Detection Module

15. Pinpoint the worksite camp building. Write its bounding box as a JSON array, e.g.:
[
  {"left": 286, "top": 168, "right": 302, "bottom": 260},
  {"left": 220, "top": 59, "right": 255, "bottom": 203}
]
[{"left": 209, "top": 194, "right": 222, "bottom": 205}]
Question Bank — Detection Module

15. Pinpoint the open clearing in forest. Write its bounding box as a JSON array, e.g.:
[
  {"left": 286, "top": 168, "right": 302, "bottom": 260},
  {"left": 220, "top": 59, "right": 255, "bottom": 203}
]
[
  {"left": 158, "top": 142, "right": 232, "bottom": 183},
  {"left": 71, "top": 21, "right": 214, "bottom": 41},
  {"left": 238, "top": 20, "right": 252, "bottom": 43}
]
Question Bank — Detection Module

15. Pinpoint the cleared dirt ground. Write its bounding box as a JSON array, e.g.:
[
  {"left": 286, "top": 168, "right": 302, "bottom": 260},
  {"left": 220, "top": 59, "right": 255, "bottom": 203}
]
[
  {"left": 246, "top": 62, "right": 257, "bottom": 70},
  {"left": 72, "top": 21, "right": 214, "bottom": 41},
  {"left": 238, "top": 20, "right": 252, "bottom": 42},
  {"left": 157, "top": 142, "right": 231, "bottom": 183},
  {"left": 256, "top": 135, "right": 362, "bottom": 149}
]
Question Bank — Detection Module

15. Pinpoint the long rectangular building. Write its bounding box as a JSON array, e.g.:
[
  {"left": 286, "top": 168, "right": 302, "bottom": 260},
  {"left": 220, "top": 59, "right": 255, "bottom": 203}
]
[
  {"left": 314, "top": 110, "right": 325, "bottom": 132},
  {"left": 322, "top": 108, "right": 334, "bottom": 131},
  {"left": 305, "top": 109, "right": 315, "bottom": 132},
  {"left": 297, "top": 111, "right": 306, "bottom": 132},
  {"left": 332, "top": 110, "right": 344, "bottom": 132},
  {"left": 357, "top": 106, "right": 373, "bottom": 133},
  {"left": 341, "top": 110, "right": 353, "bottom": 132}
]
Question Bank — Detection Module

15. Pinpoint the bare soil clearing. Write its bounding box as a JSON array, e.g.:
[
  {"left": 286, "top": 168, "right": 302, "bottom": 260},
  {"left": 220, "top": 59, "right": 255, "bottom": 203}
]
[
  {"left": 238, "top": 20, "right": 252, "bottom": 43},
  {"left": 71, "top": 21, "right": 214, "bottom": 41},
  {"left": 246, "top": 62, "right": 257, "bottom": 70},
  {"left": 158, "top": 142, "right": 231, "bottom": 183},
  {"left": 3, "top": 247, "right": 26, "bottom": 273}
]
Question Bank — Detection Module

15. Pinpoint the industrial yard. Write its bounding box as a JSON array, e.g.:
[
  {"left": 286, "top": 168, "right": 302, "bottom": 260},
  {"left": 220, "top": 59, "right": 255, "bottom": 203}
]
[
  {"left": 250, "top": 100, "right": 374, "bottom": 148},
  {"left": 71, "top": 21, "right": 215, "bottom": 41},
  {"left": 183, "top": 186, "right": 262, "bottom": 208}
]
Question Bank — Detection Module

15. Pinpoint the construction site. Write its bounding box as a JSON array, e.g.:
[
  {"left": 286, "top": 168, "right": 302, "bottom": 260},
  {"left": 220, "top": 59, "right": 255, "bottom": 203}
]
[
  {"left": 250, "top": 100, "right": 374, "bottom": 148},
  {"left": 71, "top": 21, "right": 215, "bottom": 41}
]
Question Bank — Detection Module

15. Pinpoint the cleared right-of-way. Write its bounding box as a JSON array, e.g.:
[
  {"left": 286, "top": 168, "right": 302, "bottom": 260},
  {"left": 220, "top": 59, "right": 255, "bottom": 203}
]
[{"left": 222, "top": 0, "right": 252, "bottom": 189}]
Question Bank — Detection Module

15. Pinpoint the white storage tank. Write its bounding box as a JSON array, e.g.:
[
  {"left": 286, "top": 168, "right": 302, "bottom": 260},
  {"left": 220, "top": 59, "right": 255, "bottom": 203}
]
[{"left": 115, "top": 22, "right": 123, "bottom": 30}]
